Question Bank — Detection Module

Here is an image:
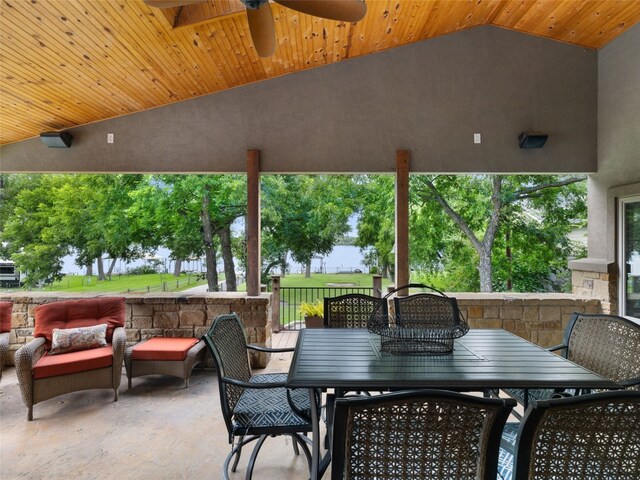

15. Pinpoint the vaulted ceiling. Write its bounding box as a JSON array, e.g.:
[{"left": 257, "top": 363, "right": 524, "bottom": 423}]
[{"left": 1, "top": 0, "right": 639, "bottom": 146}]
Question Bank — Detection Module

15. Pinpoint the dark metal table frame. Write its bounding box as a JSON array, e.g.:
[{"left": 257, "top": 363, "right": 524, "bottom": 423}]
[{"left": 286, "top": 328, "right": 618, "bottom": 480}]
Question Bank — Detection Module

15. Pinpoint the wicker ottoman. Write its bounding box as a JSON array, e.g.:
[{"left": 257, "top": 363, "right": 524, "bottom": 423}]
[{"left": 125, "top": 337, "right": 206, "bottom": 389}]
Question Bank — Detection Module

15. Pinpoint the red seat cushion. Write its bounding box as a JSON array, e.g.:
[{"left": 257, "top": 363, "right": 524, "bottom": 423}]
[
  {"left": 33, "top": 346, "right": 113, "bottom": 379},
  {"left": 0, "top": 301, "right": 12, "bottom": 333},
  {"left": 132, "top": 337, "right": 200, "bottom": 361},
  {"left": 34, "top": 298, "right": 125, "bottom": 348}
]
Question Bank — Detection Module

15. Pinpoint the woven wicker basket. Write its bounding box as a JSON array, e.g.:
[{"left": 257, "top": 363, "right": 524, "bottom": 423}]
[{"left": 368, "top": 284, "right": 469, "bottom": 355}]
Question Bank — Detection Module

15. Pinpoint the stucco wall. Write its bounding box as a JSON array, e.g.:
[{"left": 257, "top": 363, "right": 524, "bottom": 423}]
[
  {"left": 587, "top": 23, "right": 640, "bottom": 262},
  {"left": 1, "top": 26, "right": 596, "bottom": 174},
  {"left": 569, "top": 23, "right": 640, "bottom": 315}
]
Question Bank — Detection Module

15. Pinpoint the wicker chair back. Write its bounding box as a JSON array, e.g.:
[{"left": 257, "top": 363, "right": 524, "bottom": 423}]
[
  {"left": 324, "top": 293, "right": 381, "bottom": 328},
  {"left": 331, "top": 390, "right": 515, "bottom": 480},
  {"left": 202, "top": 314, "right": 252, "bottom": 426},
  {"left": 566, "top": 313, "right": 640, "bottom": 388},
  {"left": 393, "top": 292, "right": 462, "bottom": 328},
  {"left": 513, "top": 391, "right": 640, "bottom": 479}
]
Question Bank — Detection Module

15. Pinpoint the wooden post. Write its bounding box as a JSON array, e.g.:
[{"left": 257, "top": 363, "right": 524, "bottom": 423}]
[
  {"left": 247, "top": 150, "right": 261, "bottom": 296},
  {"left": 395, "top": 150, "right": 410, "bottom": 297},
  {"left": 271, "top": 275, "right": 281, "bottom": 333},
  {"left": 372, "top": 275, "right": 382, "bottom": 298}
]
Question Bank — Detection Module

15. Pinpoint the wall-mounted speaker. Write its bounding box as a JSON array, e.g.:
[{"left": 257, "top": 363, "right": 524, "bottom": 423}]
[
  {"left": 40, "top": 131, "right": 73, "bottom": 148},
  {"left": 518, "top": 132, "right": 548, "bottom": 149}
]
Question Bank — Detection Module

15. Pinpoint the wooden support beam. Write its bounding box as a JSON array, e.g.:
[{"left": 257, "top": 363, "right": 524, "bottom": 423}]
[
  {"left": 247, "top": 150, "right": 261, "bottom": 296},
  {"left": 395, "top": 150, "right": 410, "bottom": 296}
]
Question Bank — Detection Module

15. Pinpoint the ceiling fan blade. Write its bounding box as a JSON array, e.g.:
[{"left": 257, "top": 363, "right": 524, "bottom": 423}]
[
  {"left": 274, "top": 0, "right": 366, "bottom": 22},
  {"left": 246, "top": 4, "right": 276, "bottom": 57},
  {"left": 144, "top": 0, "right": 206, "bottom": 8}
]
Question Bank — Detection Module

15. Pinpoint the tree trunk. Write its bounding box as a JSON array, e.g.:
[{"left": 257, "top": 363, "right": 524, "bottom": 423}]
[
  {"left": 280, "top": 252, "right": 288, "bottom": 277},
  {"left": 86, "top": 262, "right": 93, "bottom": 277},
  {"left": 506, "top": 229, "right": 512, "bottom": 291},
  {"left": 305, "top": 260, "right": 311, "bottom": 278},
  {"left": 478, "top": 249, "right": 493, "bottom": 292},
  {"left": 106, "top": 257, "right": 117, "bottom": 277},
  {"left": 173, "top": 258, "right": 182, "bottom": 277},
  {"left": 218, "top": 224, "right": 237, "bottom": 292},
  {"left": 97, "top": 256, "right": 105, "bottom": 281},
  {"left": 201, "top": 187, "right": 219, "bottom": 292},
  {"left": 381, "top": 259, "right": 389, "bottom": 279}
]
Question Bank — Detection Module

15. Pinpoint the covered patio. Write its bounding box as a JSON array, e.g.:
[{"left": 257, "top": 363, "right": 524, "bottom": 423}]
[
  {"left": 0, "top": 330, "right": 305, "bottom": 480},
  {"left": 1, "top": 1, "right": 640, "bottom": 479}
]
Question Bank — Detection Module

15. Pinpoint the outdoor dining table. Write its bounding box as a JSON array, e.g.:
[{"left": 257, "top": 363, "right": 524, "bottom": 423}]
[{"left": 286, "top": 328, "right": 619, "bottom": 480}]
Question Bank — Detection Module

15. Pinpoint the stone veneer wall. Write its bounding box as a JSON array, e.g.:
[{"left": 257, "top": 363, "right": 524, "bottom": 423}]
[
  {"left": 569, "top": 259, "right": 618, "bottom": 314},
  {"left": 1, "top": 292, "right": 272, "bottom": 368},
  {"left": 1, "top": 292, "right": 601, "bottom": 367},
  {"left": 453, "top": 293, "right": 601, "bottom": 347}
]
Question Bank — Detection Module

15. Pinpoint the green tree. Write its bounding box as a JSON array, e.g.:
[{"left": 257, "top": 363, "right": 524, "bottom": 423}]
[
  {"left": 411, "top": 175, "right": 587, "bottom": 292},
  {"left": 262, "top": 175, "right": 356, "bottom": 278},
  {"left": 130, "top": 175, "right": 245, "bottom": 292},
  {"left": 354, "top": 175, "right": 395, "bottom": 278},
  {"left": 1, "top": 175, "right": 69, "bottom": 286}
]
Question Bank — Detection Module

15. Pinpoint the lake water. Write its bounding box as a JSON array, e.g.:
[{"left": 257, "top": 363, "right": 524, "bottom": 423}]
[{"left": 61, "top": 244, "right": 367, "bottom": 275}]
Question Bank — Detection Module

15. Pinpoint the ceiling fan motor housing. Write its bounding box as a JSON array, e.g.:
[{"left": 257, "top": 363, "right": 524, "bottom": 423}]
[{"left": 242, "top": 0, "right": 268, "bottom": 10}]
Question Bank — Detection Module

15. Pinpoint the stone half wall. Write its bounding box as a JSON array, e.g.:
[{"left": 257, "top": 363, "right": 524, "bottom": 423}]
[
  {"left": 454, "top": 293, "right": 601, "bottom": 347},
  {"left": 1, "top": 292, "right": 272, "bottom": 368},
  {"left": 1, "top": 292, "right": 601, "bottom": 367}
]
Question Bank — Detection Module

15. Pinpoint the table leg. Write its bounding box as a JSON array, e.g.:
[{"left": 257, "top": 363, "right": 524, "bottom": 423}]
[
  {"left": 310, "top": 387, "right": 320, "bottom": 480},
  {"left": 309, "top": 388, "right": 332, "bottom": 480}
]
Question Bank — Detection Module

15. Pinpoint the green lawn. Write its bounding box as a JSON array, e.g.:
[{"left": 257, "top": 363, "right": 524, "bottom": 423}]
[
  {"left": 274, "top": 273, "right": 393, "bottom": 327},
  {"left": 35, "top": 273, "right": 207, "bottom": 293},
  {"left": 279, "top": 273, "right": 390, "bottom": 288}
]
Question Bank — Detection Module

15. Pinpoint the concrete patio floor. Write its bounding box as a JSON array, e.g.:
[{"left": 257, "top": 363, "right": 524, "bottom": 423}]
[{"left": 0, "top": 331, "right": 312, "bottom": 480}]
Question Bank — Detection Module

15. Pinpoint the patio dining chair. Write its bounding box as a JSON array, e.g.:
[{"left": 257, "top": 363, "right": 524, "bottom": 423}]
[
  {"left": 202, "top": 313, "right": 313, "bottom": 480},
  {"left": 331, "top": 390, "right": 515, "bottom": 480},
  {"left": 323, "top": 293, "right": 384, "bottom": 444},
  {"left": 392, "top": 284, "right": 463, "bottom": 329},
  {"left": 504, "top": 312, "right": 640, "bottom": 410},
  {"left": 323, "top": 293, "right": 381, "bottom": 328},
  {"left": 498, "top": 390, "right": 640, "bottom": 480}
]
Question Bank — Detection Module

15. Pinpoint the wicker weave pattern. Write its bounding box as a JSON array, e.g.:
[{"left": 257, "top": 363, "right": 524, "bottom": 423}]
[
  {"left": 370, "top": 287, "right": 469, "bottom": 355},
  {"left": 0, "top": 332, "right": 8, "bottom": 381},
  {"left": 324, "top": 294, "right": 380, "bottom": 329},
  {"left": 522, "top": 394, "right": 640, "bottom": 479},
  {"left": 568, "top": 315, "right": 640, "bottom": 388},
  {"left": 335, "top": 393, "right": 512, "bottom": 480},
  {"left": 125, "top": 339, "right": 205, "bottom": 388},
  {"left": 15, "top": 327, "right": 126, "bottom": 420},
  {"left": 394, "top": 293, "right": 461, "bottom": 329},
  {"left": 208, "top": 315, "right": 253, "bottom": 415}
]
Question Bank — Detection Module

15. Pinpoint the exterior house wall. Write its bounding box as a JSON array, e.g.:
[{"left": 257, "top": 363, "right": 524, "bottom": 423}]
[
  {"left": 569, "top": 23, "right": 640, "bottom": 314},
  {"left": 1, "top": 26, "right": 596, "bottom": 174}
]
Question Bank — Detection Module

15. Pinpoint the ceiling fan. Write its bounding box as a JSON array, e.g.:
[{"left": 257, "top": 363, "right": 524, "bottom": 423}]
[{"left": 145, "top": 0, "right": 367, "bottom": 57}]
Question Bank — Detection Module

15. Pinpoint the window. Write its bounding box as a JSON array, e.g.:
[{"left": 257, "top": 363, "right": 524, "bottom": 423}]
[{"left": 619, "top": 195, "right": 640, "bottom": 318}]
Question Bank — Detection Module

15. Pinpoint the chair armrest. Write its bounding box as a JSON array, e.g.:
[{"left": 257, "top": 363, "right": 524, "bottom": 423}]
[
  {"left": 15, "top": 337, "right": 47, "bottom": 407},
  {"left": 547, "top": 344, "right": 567, "bottom": 353},
  {"left": 221, "top": 377, "right": 287, "bottom": 389},
  {"left": 111, "top": 327, "right": 126, "bottom": 356},
  {"left": 15, "top": 337, "right": 46, "bottom": 372},
  {"left": 111, "top": 327, "right": 126, "bottom": 386},
  {"left": 247, "top": 344, "right": 295, "bottom": 353},
  {"left": 619, "top": 376, "right": 640, "bottom": 388}
]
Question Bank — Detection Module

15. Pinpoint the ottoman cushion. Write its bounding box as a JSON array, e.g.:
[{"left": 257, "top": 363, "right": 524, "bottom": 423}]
[{"left": 131, "top": 337, "right": 200, "bottom": 361}]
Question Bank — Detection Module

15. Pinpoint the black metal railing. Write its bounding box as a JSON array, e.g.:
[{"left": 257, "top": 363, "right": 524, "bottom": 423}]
[{"left": 279, "top": 286, "right": 374, "bottom": 330}]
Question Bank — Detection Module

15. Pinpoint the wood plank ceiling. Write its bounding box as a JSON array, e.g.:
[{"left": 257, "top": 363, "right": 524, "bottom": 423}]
[{"left": 1, "top": 0, "right": 639, "bottom": 146}]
